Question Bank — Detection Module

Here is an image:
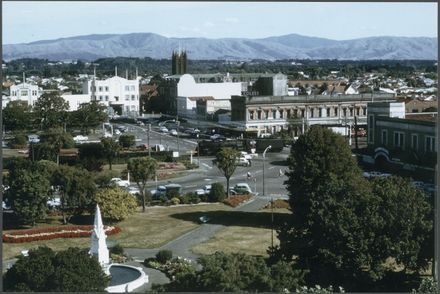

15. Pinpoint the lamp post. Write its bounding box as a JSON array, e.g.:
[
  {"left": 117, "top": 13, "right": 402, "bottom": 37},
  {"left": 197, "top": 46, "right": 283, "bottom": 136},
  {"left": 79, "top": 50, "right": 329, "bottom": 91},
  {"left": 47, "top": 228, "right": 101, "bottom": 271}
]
[
  {"left": 196, "top": 134, "right": 200, "bottom": 167},
  {"left": 262, "top": 145, "right": 272, "bottom": 196}
]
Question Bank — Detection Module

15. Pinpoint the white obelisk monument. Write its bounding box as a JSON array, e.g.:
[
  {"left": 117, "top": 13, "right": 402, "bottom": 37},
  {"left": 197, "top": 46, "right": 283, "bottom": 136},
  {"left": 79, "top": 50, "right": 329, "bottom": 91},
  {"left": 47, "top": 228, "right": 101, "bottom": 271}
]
[{"left": 89, "top": 205, "right": 110, "bottom": 270}]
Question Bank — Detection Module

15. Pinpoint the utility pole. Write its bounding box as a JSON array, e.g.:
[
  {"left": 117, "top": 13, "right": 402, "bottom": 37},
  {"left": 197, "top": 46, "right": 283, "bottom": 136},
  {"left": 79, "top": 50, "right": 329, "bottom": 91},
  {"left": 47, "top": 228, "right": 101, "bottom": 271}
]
[
  {"left": 354, "top": 115, "right": 359, "bottom": 150},
  {"left": 271, "top": 197, "right": 274, "bottom": 249},
  {"left": 148, "top": 124, "right": 151, "bottom": 157}
]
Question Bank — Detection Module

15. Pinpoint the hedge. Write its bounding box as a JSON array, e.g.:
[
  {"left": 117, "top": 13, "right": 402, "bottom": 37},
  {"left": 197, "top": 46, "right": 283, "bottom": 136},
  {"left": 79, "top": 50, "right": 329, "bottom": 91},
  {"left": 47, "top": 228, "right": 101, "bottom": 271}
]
[{"left": 3, "top": 225, "right": 121, "bottom": 243}]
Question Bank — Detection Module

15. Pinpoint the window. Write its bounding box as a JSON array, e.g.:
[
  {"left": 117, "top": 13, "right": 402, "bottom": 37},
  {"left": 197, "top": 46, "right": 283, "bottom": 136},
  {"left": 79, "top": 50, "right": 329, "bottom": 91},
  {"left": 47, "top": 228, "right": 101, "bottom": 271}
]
[
  {"left": 125, "top": 86, "right": 130, "bottom": 91},
  {"left": 105, "top": 95, "right": 109, "bottom": 101},
  {"left": 12, "top": 91, "right": 16, "bottom": 96},
  {"left": 265, "top": 110, "right": 269, "bottom": 119},
  {"left": 381, "top": 130, "right": 387, "bottom": 145},
  {"left": 131, "top": 95, "right": 135, "bottom": 100},
  {"left": 425, "top": 136, "right": 436, "bottom": 152},
  {"left": 125, "top": 95, "right": 130, "bottom": 101},
  {"left": 319, "top": 108, "right": 322, "bottom": 118},
  {"left": 272, "top": 110, "right": 276, "bottom": 119},
  {"left": 32, "top": 90, "right": 37, "bottom": 96},
  {"left": 125, "top": 106, "right": 130, "bottom": 111},
  {"left": 411, "top": 134, "right": 418, "bottom": 150},
  {"left": 21, "top": 90, "right": 28, "bottom": 96},
  {"left": 98, "top": 86, "right": 103, "bottom": 92},
  {"left": 326, "top": 108, "right": 330, "bottom": 117},
  {"left": 310, "top": 108, "right": 314, "bottom": 118},
  {"left": 343, "top": 108, "right": 347, "bottom": 117},
  {"left": 334, "top": 108, "right": 338, "bottom": 116},
  {"left": 286, "top": 109, "right": 291, "bottom": 118},
  {"left": 393, "top": 132, "right": 404, "bottom": 149},
  {"left": 279, "top": 110, "right": 283, "bottom": 119},
  {"left": 257, "top": 111, "right": 261, "bottom": 120},
  {"left": 356, "top": 108, "right": 360, "bottom": 116},
  {"left": 115, "top": 96, "right": 119, "bottom": 101},
  {"left": 98, "top": 95, "right": 102, "bottom": 100},
  {"left": 105, "top": 86, "right": 109, "bottom": 92},
  {"left": 130, "top": 85, "right": 135, "bottom": 91},
  {"left": 301, "top": 109, "right": 305, "bottom": 118},
  {"left": 250, "top": 111, "right": 254, "bottom": 120},
  {"left": 131, "top": 105, "right": 136, "bottom": 110}
]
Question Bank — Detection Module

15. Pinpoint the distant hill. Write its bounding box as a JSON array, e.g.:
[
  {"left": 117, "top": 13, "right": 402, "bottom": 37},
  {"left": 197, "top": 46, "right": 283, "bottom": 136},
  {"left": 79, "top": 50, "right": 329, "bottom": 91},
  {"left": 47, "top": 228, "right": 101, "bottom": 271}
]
[{"left": 3, "top": 32, "right": 437, "bottom": 61}]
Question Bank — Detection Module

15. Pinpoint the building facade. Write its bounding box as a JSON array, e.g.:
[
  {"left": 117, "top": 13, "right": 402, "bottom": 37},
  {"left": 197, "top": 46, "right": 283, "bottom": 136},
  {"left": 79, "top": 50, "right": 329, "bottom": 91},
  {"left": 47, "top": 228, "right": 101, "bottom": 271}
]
[
  {"left": 82, "top": 76, "right": 140, "bottom": 116},
  {"left": 366, "top": 102, "right": 436, "bottom": 171},
  {"left": 3, "top": 82, "right": 43, "bottom": 108},
  {"left": 228, "top": 93, "right": 396, "bottom": 136}
]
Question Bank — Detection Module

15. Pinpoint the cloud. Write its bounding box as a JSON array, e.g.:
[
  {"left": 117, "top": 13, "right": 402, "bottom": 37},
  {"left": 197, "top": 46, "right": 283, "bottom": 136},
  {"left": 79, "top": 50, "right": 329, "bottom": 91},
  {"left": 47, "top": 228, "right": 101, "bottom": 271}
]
[
  {"left": 224, "top": 17, "right": 239, "bottom": 23},
  {"left": 204, "top": 21, "right": 215, "bottom": 27}
]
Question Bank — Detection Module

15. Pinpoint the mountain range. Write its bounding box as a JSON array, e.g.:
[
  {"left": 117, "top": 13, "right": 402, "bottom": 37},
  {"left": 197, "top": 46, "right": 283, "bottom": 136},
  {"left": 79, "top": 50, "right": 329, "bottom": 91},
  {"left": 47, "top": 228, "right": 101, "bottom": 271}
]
[{"left": 3, "top": 33, "right": 438, "bottom": 61}]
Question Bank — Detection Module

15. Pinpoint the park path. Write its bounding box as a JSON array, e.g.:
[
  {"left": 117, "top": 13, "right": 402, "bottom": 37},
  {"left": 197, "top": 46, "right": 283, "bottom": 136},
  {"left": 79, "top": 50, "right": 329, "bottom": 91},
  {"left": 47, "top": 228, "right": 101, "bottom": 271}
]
[{"left": 125, "top": 196, "right": 275, "bottom": 262}]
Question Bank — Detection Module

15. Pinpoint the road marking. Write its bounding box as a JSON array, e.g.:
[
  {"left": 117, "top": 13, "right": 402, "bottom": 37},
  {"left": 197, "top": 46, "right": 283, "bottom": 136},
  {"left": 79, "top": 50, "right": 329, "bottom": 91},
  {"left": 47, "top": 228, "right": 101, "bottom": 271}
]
[
  {"left": 269, "top": 166, "right": 276, "bottom": 170},
  {"left": 202, "top": 163, "right": 212, "bottom": 169},
  {"left": 183, "top": 139, "right": 198, "bottom": 145},
  {"left": 204, "top": 179, "right": 211, "bottom": 181}
]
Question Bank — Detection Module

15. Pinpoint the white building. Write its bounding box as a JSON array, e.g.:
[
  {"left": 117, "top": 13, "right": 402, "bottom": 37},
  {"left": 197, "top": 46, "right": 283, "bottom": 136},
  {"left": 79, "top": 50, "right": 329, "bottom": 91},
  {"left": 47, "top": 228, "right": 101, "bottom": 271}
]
[
  {"left": 4, "top": 82, "right": 43, "bottom": 107},
  {"left": 61, "top": 94, "right": 93, "bottom": 111},
  {"left": 175, "top": 74, "right": 242, "bottom": 117},
  {"left": 82, "top": 75, "right": 140, "bottom": 116}
]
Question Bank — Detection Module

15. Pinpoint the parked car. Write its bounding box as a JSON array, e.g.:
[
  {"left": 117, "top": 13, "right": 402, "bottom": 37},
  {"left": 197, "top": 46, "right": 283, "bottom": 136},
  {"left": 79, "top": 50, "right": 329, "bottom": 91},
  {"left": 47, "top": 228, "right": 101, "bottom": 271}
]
[
  {"left": 114, "top": 129, "right": 121, "bottom": 135},
  {"left": 236, "top": 157, "right": 250, "bottom": 167},
  {"left": 126, "top": 186, "right": 140, "bottom": 195},
  {"left": 195, "top": 185, "right": 212, "bottom": 196},
  {"left": 230, "top": 183, "right": 252, "bottom": 195},
  {"left": 111, "top": 178, "right": 130, "bottom": 188},
  {"left": 170, "top": 129, "right": 178, "bottom": 136},
  {"left": 73, "top": 135, "right": 88, "bottom": 143},
  {"left": 151, "top": 183, "right": 182, "bottom": 199},
  {"left": 159, "top": 126, "right": 169, "bottom": 133},
  {"left": 210, "top": 134, "right": 221, "bottom": 140}
]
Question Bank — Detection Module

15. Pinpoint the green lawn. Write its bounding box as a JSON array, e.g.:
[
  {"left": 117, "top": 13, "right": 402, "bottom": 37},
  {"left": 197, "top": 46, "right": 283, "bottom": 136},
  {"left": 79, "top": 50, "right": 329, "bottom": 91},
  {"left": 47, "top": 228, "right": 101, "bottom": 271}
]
[{"left": 3, "top": 203, "right": 233, "bottom": 261}]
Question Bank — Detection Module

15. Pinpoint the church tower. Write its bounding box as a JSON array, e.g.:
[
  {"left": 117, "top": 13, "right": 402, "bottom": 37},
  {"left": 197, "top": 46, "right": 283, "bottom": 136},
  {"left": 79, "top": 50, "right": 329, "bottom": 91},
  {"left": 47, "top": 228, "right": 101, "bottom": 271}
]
[
  {"left": 89, "top": 205, "right": 110, "bottom": 266},
  {"left": 172, "top": 49, "right": 187, "bottom": 75}
]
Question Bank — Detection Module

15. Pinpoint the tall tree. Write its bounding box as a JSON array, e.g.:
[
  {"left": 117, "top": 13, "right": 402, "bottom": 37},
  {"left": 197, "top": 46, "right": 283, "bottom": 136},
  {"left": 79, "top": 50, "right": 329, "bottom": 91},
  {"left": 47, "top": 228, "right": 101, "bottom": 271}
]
[
  {"left": 95, "top": 187, "right": 138, "bottom": 222},
  {"left": 213, "top": 147, "right": 239, "bottom": 198},
  {"left": 33, "top": 92, "right": 69, "bottom": 130},
  {"left": 3, "top": 100, "right": 33, "bottom": 131},
  {"left": 127, "top": 157, "right": 158, "bottom": 212},
  {"left": 54, "top": 165, "right": 96, "bottom": 224},
  {"left": 276, "top": 126, "right": 434, "bottom": 290},
  {"left": 101, "top": 138, "right": 120, "bottom": 170},
  {"left": 71, "top": 101, "right": 108, "bottom": 134},
  {"left": 5, "top": 170, "right": 51, "bottom": 226},
  {"left": 3, "top": 247, "right": 109, "bottom": 292}
]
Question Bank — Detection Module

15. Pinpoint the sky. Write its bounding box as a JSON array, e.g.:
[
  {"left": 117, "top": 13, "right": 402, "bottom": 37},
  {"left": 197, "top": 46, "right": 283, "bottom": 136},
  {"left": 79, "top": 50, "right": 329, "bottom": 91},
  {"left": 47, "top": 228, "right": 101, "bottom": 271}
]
[{"left": 2, "top": 1, "right": 438, "bottom": 44}]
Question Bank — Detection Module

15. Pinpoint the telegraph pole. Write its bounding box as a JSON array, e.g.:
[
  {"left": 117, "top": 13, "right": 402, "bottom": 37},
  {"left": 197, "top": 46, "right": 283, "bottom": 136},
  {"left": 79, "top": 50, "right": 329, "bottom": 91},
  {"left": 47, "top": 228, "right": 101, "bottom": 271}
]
[{"left": 148, "top": 124, "right": 151, "bottom": 157}]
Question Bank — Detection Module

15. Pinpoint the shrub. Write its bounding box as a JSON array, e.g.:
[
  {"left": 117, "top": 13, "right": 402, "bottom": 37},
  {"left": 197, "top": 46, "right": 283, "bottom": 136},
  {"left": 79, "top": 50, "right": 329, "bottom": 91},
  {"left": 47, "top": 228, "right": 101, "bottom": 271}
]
[
  {"left": 10, "top": 133, "right": 28, "bottom": 149},
  {"left": 170, "top": 197, "right": 180, "bottom": 205},
  {"left": 156, "top": 250, "right": 173, "bottom": 264},
  {"left": 208, "top": 183, "right": 226, "bottom": 202},
  {"left": 166, "top": 189, "right": 180, "bottom": 199},
  {"left": 110, "top": 244, "right": 124, "bottom": 255},
  {"left": 188, "top": 193, "right": 200, "bottom": 204},
  {"left": 181, "top": 160, "right": 198, "bottom": 170},
  {"left": 119, "top": 134, "right": 135, "bottom": 148},
  {"left": 223, "top": 194, "right": 251, "bottom": 207}
]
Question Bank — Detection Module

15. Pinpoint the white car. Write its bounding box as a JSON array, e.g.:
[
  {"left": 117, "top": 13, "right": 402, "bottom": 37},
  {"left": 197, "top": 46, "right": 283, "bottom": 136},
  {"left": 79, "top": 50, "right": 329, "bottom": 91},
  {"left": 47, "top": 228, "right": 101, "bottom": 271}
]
[
  {"left": 127, "top": 186, "right": 140, "bottom": 195},
  {"left": 73, "top": 135, "right": 89, "bottom": 142},
  {"left": 114, "top": 129, "right": 121, "bottom": 135},
  {"left": 111, "top": 178, "right": 130, "bottom": 188},
  {"left": 170, "top": 129, "right": 178, "bottom": 136},
  {"left": 236, "top": 157, "right": 250, "bottom": 167},
  {"left": 210, "top": 134, "right": 221, "bottom": 140},
  {"left": 160, "top": 126, "right": 169, "bottom": 133}
]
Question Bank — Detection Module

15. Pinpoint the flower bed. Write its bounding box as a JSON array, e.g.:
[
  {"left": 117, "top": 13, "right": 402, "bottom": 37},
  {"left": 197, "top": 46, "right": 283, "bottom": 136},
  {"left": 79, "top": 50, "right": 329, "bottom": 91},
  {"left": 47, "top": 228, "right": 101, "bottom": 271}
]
[
  {"left": 145, "top": 256, "right": 194, "bottom": 281},
  {"left": 3, "top": 225, "right": 121, "bottom": 243},
  {"left": 223, "top": 194, "right": 252, "bottom": 207}
]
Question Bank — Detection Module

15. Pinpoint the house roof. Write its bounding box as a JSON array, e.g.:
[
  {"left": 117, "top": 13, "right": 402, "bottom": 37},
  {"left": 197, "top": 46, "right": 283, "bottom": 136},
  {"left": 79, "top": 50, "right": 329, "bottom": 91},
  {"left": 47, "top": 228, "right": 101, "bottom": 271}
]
[
  {"left": 188, "top": 96, "right": 214, "bottom": 101},
  {"left": 404, "top": 113, "right": 437, "bottom": 122}
]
